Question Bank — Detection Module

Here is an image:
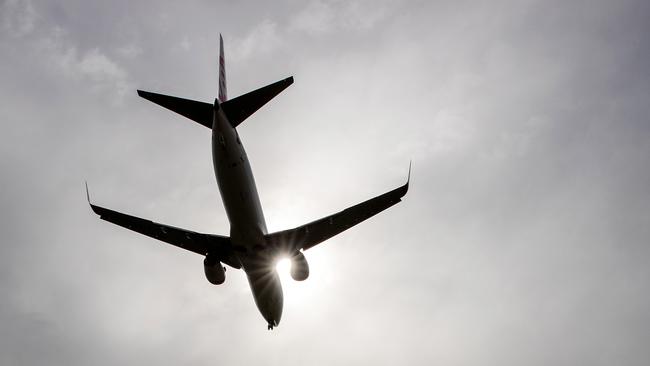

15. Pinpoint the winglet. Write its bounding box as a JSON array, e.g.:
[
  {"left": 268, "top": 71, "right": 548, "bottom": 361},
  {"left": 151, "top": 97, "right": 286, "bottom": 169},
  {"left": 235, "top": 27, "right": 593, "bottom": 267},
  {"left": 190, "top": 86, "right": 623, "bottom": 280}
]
[
  {"left": 393, "top": 161, "right": 411, "bottom": 199},
  {"left": 407, "top": 160, "right": 412, "bottom": 186},
  {"left": 85, "top": 181, "right": 101, "bottom": 215},
  {"left": 402, "top": 160, "right": 411, "bottom": 194}
]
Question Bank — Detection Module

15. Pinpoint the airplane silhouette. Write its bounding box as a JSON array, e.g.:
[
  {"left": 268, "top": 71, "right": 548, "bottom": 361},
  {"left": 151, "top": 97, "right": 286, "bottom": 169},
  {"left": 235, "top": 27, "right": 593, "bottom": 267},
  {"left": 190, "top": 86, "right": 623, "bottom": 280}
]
[{"left": 88, "top": 35, "right": 409, "bottom": 330}]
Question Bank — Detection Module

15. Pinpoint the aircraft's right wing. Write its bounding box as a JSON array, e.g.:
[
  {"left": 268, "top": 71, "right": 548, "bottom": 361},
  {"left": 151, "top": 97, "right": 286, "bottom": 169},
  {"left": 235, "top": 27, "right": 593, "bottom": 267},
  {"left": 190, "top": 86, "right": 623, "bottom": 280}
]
[
  {"left": 265, "top": 166, "right": 410, "bottom": 253},
  {"left": 86, "top": 185, "right": 240, "bottom": 268}
]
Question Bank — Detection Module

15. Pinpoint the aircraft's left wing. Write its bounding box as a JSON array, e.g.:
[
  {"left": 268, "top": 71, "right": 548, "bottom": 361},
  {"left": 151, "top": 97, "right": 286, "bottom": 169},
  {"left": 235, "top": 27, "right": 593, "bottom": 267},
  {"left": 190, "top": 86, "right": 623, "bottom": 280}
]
[
  {"left": 86, "top": 185, "right": 240, "bottom": 268},
  {"left": 265, "top": 165, "right": 410, "bottom": 254}
]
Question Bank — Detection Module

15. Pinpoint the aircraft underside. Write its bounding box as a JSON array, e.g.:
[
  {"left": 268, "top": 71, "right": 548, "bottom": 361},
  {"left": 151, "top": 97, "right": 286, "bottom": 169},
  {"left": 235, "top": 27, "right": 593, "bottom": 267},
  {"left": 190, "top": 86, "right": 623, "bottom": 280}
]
[{"left": 87, "top": 35, "right": 409, "bottom": 329}]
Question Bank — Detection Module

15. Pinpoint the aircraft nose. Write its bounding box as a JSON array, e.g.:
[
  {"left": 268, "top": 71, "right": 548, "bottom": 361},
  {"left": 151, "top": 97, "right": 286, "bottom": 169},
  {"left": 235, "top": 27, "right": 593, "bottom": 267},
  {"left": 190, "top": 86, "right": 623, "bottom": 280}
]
[
  {"left": 246, "top": 263, "right": 284, "bottom": 329},
  {"left": 265, "top": 296, "right": 282, "bottom": 328},
  {"left": 262, "top": 284, "right": 283, "bottom": 329}
]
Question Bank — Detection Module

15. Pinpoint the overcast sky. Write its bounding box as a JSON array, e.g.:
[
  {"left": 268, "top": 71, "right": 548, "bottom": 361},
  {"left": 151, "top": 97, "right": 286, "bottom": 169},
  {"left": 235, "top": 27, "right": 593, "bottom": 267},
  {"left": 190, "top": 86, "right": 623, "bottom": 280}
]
[{"left": 1, "top": 0, "right": 649, "bottom": 365}]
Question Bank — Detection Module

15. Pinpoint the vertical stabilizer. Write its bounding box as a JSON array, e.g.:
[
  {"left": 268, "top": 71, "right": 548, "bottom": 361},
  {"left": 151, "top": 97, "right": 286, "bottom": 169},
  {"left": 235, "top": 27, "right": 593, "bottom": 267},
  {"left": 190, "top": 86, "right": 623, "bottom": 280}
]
[{"left": 218, "top": 34, "right": 227, "bottom": 102}]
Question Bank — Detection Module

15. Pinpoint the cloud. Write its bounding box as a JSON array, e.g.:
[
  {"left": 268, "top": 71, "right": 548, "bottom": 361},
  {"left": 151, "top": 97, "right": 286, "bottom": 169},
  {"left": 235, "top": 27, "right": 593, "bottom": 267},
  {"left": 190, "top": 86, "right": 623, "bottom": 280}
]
[
  {"left": 1, "top": 0, "right": 37, "bottom": 37},
  {"left": 33, "top": 28, "right": 133, "bottom": 101},
  {"left": 1, "top": 0, "right": 650, "bottom": 365},
  {"left": 289, "top": 0, "right": 391, "bottom": 34},
  {"left": 229, "top": 19, "right": 283, "bottom": 61},
  {"left": 115, "top": 43, "right": 142, "bottom": 59}
]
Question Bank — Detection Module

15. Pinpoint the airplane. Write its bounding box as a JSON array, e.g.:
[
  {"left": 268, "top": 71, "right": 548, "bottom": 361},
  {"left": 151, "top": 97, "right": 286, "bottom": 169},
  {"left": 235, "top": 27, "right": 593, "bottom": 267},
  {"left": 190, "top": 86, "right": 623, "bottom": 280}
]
[{"left": 87, "top": 35, "right": 409, "bottom": 330}]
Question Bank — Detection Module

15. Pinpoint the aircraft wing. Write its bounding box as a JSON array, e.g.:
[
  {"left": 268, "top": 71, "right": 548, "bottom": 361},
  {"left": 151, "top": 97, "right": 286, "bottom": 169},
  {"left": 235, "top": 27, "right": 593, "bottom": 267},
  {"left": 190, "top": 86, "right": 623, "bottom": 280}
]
[
  {"left": 86, "top": 185, "right": 240, "bottom": 268},
  {"left": 265, "top": 167, "right": 410, "bottom": 253}
]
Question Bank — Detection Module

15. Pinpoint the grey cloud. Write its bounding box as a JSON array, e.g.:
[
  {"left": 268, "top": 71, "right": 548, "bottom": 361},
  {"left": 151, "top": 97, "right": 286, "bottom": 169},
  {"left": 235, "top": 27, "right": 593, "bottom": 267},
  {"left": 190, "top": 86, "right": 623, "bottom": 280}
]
[{"left": 1, "top": 0, "right": 649, "bottom": 365}]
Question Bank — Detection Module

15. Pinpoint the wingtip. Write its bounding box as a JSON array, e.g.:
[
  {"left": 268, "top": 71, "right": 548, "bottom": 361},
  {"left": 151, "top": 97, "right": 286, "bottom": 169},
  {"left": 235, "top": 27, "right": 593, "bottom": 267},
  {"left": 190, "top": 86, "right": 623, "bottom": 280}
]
[
  {"left": 406, "top": 161, "right": 412, "bottom": 186},
  {"left": 406, "top": 160, "right": 413, "bottom": 183},
  {"left": 402, "top": 161, "right": 411, "bottom": 195},
  {"left": 85, "top": 182, "right": 102, "bottom": 215},
  {"left": 85, "top": 181, "right": 91, "bottom": 203}
]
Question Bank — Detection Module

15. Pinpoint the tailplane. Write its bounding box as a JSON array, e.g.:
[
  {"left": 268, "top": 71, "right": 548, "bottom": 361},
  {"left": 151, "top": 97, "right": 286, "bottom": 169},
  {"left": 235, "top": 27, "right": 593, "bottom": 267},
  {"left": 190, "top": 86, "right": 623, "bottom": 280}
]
[
  {"left": 136, "top": 35, "right": 293, "bottom": 130},
  {"left": 136, "top": 90, "right": 213, "bottom": 129},
  {"left": 221, "top": 77, "right": 293, "bottom": 128}
]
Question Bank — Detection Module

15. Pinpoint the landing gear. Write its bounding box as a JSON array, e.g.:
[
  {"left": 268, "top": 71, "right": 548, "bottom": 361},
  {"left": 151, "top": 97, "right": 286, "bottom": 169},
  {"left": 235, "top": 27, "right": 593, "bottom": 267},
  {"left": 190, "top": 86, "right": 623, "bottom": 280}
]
[{"left": 267, "top": 323, "right": 274, "bottom": 330}]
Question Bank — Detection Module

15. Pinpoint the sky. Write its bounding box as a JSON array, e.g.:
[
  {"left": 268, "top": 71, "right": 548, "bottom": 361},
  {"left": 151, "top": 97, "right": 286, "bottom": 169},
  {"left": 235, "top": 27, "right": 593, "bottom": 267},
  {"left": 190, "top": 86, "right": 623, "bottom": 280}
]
[{"left": 1, "top": 0, "right": 649, "bottom": 365}]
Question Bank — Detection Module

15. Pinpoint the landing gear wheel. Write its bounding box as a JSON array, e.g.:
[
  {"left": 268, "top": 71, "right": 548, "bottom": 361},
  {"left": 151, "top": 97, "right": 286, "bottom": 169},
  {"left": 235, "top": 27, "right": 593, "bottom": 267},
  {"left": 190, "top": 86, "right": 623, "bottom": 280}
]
[{"left": 267, "top": 324, "right": 274, "bottom": 330}]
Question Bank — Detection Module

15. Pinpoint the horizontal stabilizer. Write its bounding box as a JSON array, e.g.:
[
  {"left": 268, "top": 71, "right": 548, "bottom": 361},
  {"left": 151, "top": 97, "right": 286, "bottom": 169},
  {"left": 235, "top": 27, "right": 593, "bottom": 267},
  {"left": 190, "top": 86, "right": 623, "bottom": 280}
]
[
  {"left": 137, "top": 90, "right": 213, "bottom": 129},
  {"left": 221, "top": 76, "right": 293, "bottom": 128}
]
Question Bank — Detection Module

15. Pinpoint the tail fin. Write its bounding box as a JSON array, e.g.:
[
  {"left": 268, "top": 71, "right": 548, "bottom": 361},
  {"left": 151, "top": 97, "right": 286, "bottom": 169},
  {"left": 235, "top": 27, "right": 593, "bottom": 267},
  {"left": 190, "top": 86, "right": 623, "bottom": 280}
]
[{"left": 218, "top": 34, "right": 227, "bottom": 102}]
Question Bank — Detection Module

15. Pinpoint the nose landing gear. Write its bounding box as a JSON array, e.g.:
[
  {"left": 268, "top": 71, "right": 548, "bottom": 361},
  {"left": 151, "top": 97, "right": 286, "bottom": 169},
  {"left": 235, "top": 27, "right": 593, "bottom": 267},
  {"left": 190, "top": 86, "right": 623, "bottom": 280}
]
[{"left": 267, "top": 323, "right": 274, "bottom": 330}]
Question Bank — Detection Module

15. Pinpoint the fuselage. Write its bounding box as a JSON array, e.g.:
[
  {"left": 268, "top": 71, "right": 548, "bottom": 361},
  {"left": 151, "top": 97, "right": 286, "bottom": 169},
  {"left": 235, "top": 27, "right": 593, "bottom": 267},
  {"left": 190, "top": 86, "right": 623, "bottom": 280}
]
[{"left": 211, "top": 101, "right": 283, "bottom": 328}]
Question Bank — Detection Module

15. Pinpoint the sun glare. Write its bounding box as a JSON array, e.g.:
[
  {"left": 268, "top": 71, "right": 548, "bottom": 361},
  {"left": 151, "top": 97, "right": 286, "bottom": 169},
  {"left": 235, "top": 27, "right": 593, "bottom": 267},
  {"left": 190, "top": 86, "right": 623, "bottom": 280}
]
[
  {"left": 275, "top": 257, "right": 291, "bottom": 274},
  {"left": 268, "top": 217, "right": 339, "bottom": 311},
  {"left": 270, "top": 249, "right": 338, "bottom": 313}
]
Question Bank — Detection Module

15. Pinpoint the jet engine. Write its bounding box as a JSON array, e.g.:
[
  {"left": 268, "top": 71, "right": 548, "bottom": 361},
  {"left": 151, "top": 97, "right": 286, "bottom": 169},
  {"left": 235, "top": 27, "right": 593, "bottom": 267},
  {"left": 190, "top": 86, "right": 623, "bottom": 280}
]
[
  {"left": 204, "top": 254, "right": 226, "bottom": 285},
  {"left": 290, "top": 251, "right": 309, "bottom": 281}
]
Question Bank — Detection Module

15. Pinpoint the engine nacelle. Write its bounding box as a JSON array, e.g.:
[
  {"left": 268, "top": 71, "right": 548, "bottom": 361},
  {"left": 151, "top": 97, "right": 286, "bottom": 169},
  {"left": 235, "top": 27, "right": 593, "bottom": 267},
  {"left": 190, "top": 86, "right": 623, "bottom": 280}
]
[
  {"left": 290, "top": 251, "right": 309, "bottom": 281},
  {"left": 204, "top": 254, "right": 226, "bottom": 285}
]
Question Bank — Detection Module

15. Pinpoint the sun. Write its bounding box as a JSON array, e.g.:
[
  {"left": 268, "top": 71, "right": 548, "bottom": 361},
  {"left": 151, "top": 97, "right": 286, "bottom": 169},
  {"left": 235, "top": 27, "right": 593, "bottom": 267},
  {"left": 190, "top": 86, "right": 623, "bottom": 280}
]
[
  {"left": 268, "top": 218, "right": 338, "bottom": 308},
  {"left": 271, "top": 250, "right": 337, "bottom": 309},
  {"left": 275, "top": 257, "right": 291, "bottom": 274}
]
